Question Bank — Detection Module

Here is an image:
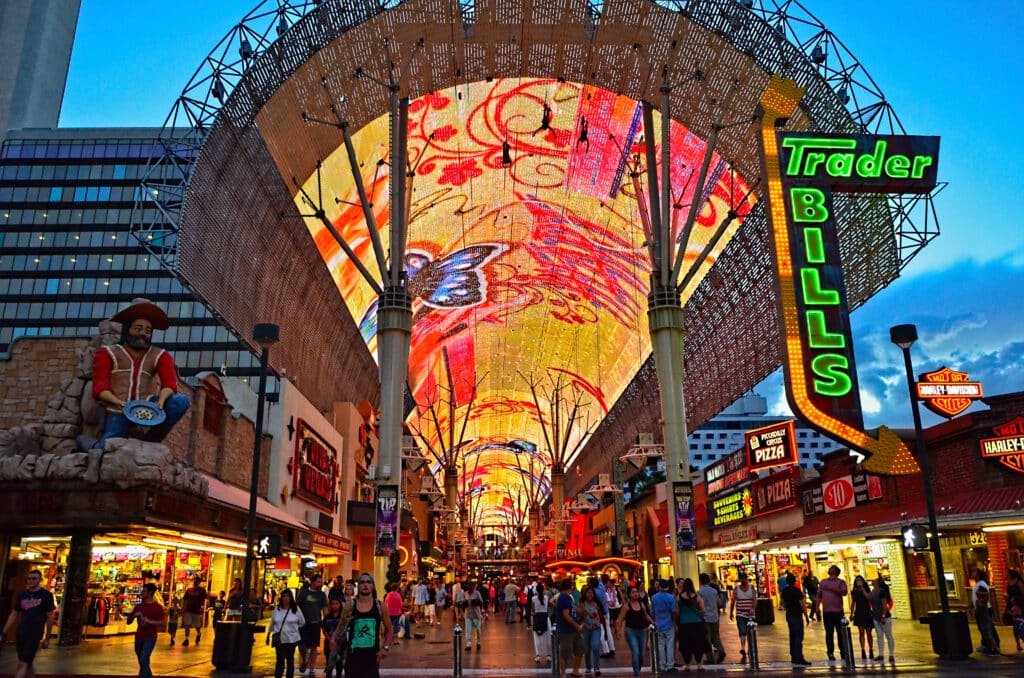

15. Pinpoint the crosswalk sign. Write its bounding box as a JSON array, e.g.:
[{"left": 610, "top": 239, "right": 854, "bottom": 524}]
[
  {"left": 256, "top": 533, "right": 282, "bottom": 558},
  {"left": 902, "top": 524, "right": 929, "bottom": 550}
]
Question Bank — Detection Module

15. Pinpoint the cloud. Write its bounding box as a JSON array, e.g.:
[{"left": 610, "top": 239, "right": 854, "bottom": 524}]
[{"left": 751, "top": 256, "right": 1024, "bottom": 430}]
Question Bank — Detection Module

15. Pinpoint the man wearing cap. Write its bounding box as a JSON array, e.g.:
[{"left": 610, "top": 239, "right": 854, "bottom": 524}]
[{"left": 92, "top": 298, "right": 189, "bottom": 448}]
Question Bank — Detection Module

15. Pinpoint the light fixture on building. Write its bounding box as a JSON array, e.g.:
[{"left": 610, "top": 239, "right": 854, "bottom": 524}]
[{"left": 982, "top": 523, "right": 1024, "bottom": 533}]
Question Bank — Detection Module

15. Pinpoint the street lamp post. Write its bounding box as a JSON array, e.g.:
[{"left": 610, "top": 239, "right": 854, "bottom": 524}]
[
  {"left": 242, "top": 323, "right": 279, "bottom": 622},
  {"left": 890, "top": 323, "right": 964, "bottom": 658}
]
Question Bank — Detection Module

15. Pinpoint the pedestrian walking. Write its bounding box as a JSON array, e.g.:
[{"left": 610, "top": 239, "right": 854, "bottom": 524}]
[
  {"left": 676, "top": 578, "right": 706, "bottom": 671},
  {"left": 802, "top": 572, "right": 820, "bottom": 622},
  {"left": 383, "top": 584, "right": 407, "bottom": 643},
  {"left": 464, "top": 581, "right": 485, "bottom": 651},
  {"left": 776, "top": 570, "right": 788, "bottom": 610},
  {"left": 226, "top": 578, "right": 244, "bottom": 621},
  {"left": 268, "top": 589, "right": 306, "bottom": 678},
  {"left": 616, "top": 585, "right": 653, "bottom": 677},
  {"left": 298, "top": 574, "right": 329, "bottom": 673},
  {"left": 128, "top": 583, "right": 165, "bottom": 678},
  {"left": 1004, "top": 569, "right": 1024, "bottom": 652},
  {"left": 650, "top": 579, "right": 677, "bottom": 671},
  {"left": 850, "top": 575, "right": 876, "bottom": 660},
  {"left": 553, "top": 578, "right": 585, "bottom": 677},
  {"left": 972, "top": 569, "right": 999, "bottom": 654},
  {"left": 433, "top": 580, "right": 447, "bottom": 622},
  {"left": 781, "top": 573, "right": 811, "bottom": 666},
  {"left": 728, "top": 571, "right": 757, "bottom": 661},
  {"left": 600, "top": 574, "right": 619, "bottom": 658},
  {"left": 167, "top": 596, "right": 181, "bottom": 645},
  {"left": 698, "top": 573, "right": 725, "bottom": 664},
  {"left": 321, "top": 598, "right": 343, "bottom": 678},
  {"left": 868, "top": 577, "right": 895, "bottom": 662},
  {"left": 332, "top": 573, "right": 393, "bottom": 678},
  {"left": 180, "top": 575, "right": 207, "bottom": 646},
  {"left": 328, "top": 576, "right": 347, "bottom": 604},
  {"left": 531, "top": 583, "right": 553, "bottom": 663},
  {"left": 818, "top": 565, "right": 848, "bottom": 661},
  {"left": 505, "top": 579, "right": 521, "bottom": 623},
  {"left": 2, "top": 569, "right": 55, "bottom": 678},
  {"left": 580, "top": 586, "right": 606, "bottom": 675}
]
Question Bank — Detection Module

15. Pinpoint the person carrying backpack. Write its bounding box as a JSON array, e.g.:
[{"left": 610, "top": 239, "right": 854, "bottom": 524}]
[{"left": 330, "top": 574, "right": 394, "bottom": 678}]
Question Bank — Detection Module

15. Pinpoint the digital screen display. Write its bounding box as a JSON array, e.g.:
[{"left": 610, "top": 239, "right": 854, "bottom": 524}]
[{"left": 295, "top": 78, "right": 753, "bottom": 523}]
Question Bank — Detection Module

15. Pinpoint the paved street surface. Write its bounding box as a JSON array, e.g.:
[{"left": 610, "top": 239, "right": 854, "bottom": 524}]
[{"left": 2, "top": 614, "right": 1022, "bottom": 677}]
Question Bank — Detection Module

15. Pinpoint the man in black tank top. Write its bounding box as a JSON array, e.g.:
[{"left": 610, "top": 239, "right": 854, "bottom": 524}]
[{"left": 338, "top": 574, "right": 393, "bottom": 678}]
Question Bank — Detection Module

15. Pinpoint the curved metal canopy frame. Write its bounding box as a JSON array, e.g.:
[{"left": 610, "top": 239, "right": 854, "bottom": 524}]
[{"left": 131, "top": 0, "right": 941, "bottom": 524}]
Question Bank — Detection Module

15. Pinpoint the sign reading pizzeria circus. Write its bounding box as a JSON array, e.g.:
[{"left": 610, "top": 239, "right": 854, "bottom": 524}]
[
  {"left": 293, "top": 419, "right": 340, "bottom": 511},
  {"left": 704, "top": 448, "right": 750, "bottom": 496},
  {"left": 746, "top": 421, "right": 798, "bottom": 473}
]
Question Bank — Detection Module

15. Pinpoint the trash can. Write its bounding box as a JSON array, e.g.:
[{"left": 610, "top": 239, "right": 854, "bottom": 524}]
[
  {"left": 211, "top": 621, "right": 259, "bottom": 672},
  {"left": 754, "top": 597, "right": 775, "bottom": 625},
  {"left": 922, "top": 610, "right": 972, "bottom": 659}
]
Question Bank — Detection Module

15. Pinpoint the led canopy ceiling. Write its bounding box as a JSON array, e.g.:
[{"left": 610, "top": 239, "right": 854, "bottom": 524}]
[{"left": 294, "top": 78, "right": 753, "bottom": 524}]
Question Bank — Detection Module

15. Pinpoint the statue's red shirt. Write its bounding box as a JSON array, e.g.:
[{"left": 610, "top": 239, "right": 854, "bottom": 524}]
[{"left": 92, "top": 345, "right": 179, "bottom": 402}]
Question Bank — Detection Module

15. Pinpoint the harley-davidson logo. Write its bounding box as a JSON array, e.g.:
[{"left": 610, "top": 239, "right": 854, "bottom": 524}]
[
  {"left": 979, "top": 417, "right": 1024, "bottom": 475},
  {"left": 917, "top": 366, "right": 983, "bottom": 418}
]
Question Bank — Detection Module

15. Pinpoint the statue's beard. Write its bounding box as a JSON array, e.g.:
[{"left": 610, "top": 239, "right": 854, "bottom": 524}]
[{"left": 126, "top": 334, "right": 151, "bottom": 350}]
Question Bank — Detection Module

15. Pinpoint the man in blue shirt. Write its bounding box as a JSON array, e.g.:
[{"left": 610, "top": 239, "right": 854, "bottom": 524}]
[
  {"left": 650, "top": 579, "right": 677, "bottom": 671},
  {"left": 554, "top": 578, "right": 585, "bottom": 677}
]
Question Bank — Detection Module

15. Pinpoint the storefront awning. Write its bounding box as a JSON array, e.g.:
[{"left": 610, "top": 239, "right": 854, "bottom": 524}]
[
  {"left": 205, "top": 475, "right": 307, "bottom": 531},
  {"left": 759, "top": 485, "right": 1024, "bottom": 551}
]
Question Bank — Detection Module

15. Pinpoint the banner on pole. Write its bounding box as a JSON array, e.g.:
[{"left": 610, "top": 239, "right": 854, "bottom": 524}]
[
  {"left": 673, "top": 481, "right": 697, "bottom": 551},
  {"left": 374, "top": 485, "right": 399, "bottom": 556}
]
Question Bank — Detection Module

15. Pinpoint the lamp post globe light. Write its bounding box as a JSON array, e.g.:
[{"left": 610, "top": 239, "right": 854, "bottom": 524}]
[{"left": 889, "top": 323, "right": 970, "bottom": 658}]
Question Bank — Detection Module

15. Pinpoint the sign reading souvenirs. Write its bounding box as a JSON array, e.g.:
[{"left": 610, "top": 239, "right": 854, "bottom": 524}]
[
  {"left": 979, "top": 416, "right": 1024, "bottom": 475},
  {"left": 752, "top": 466, "right": 800, "bottom": 515},
  {"left": 758, "top": 77, "right": 939, "bottom": 476},
  {"left": 673, "top": 482, "right": 697, "bottom": 551},
  {"left": 746, "top": 421, "right": 798, "bottom": 472},
  {"left": 708, "top": 487, "right": 753, "bottom": 528},
  {"left": 917, "top": 367, "right": 983, "bottom": 418},
  {"left": 705, "top": 448, "right": 749, "bottom": 496},
  {"left": 293, "top": 419, "right": 340, "bottom": 511}
]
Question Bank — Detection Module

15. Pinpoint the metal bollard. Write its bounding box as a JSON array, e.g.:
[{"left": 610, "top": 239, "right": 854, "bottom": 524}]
[
  {"left": 649, "top": 625, "right": 661, "bottom": 675},
  {"left": 747, "top": 619, "right": 760, "bottom": 671},
  {"left": 839, "top": 618, "right": 855, "bottom": 669},
  {"left": 551, "top": 634, "right": 560, "bottom": 678},
  {"left": 453, "top": 624, "right": 463, "bottom": 678}
]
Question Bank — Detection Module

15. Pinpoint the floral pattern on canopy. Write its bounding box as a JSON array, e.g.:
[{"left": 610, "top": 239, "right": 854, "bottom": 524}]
[{"left": 295, "top": 78, "right": 753, "bottom": 528}]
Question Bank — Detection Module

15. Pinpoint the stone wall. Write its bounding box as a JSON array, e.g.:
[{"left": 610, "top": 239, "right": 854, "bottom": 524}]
[{"left": 0, "top": 338, "right": 89, "bottom": 430}]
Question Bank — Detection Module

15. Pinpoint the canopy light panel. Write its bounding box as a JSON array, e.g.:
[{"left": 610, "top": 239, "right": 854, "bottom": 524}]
[{"left": 295, "top": 78, "right": 753, "bottom": 524}]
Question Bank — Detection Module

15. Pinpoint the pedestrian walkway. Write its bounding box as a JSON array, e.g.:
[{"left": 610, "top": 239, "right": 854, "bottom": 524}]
[{"left": 2, "top": 614, "right": 1022, "bottom": 676}]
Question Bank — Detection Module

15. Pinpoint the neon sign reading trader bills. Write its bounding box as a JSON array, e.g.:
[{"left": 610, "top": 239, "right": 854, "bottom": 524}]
[{"left": 758, "top": 76, "right": 940, "bottom": 476}]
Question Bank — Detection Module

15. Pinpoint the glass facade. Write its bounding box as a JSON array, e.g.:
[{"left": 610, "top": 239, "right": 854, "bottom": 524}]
[{"left": 0, "top": 132, "right": 261, "bottom": 377}]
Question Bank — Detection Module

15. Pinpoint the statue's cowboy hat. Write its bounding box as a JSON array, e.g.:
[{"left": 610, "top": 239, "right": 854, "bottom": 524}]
[{"left": 111, "top": 298, "right": 170, "bottom": 331}]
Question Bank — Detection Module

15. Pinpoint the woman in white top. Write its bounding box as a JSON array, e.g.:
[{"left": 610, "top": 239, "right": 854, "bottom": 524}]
[
  {"left": 530, "top": 583, "right": 553, "bottom": 663},
  {"left": 268, "top": 589, "right": 306, "bottom": 678}
]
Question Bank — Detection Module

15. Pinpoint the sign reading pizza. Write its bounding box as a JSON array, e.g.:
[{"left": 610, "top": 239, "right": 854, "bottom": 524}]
[
  {"left": 293, "top": 419, "right": 340, "bottom": 511},
  {"left": 758, "top": 76, "right": 939, "bottom": 477},
  {"left": 746, "top": 420, "right": 798, "bottom": 472},
  {"left": 979, "top": 417, "right": 1024, "bottom": 474},
  {"left": 917, "top": 367, "right": 983, "bottom": 418},
  {"left": 752, "top": 466, "right": 799, "bottom": 515}
]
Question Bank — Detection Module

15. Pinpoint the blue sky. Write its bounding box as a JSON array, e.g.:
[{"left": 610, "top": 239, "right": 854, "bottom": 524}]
[{"left": 60, "top": 1, "right": 1024, "bottom": 429}]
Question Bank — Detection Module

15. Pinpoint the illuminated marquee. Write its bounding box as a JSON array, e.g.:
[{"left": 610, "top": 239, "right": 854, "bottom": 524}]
[
  {"left": 980, "top": 417, "right": 1024, "bottom": 475},
  {"left": 758, "top": 77, "right": 939, "bottom": 476},
  {"left": 293, "top": 419, "right": 340, "bottom": 511},
  {"left": 917, "top": 366, "right": 983, "bottom": 418},
  {"left": 745, "top": 420, "right": 798, "bottom": 473}
]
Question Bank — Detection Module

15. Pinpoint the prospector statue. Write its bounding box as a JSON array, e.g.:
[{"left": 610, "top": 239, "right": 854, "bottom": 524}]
[{"left": 91, "top": 298, "right": 190, "bottom": 448}]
